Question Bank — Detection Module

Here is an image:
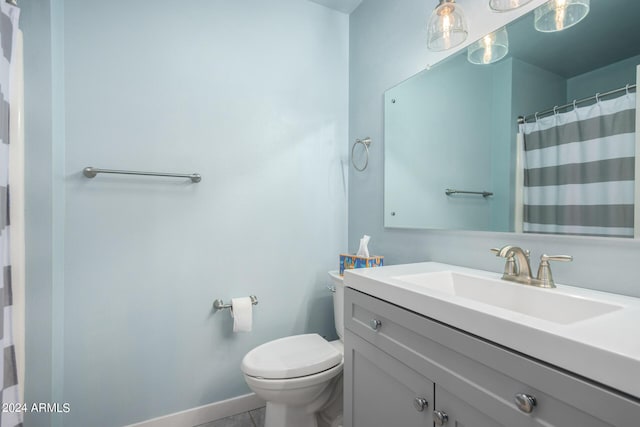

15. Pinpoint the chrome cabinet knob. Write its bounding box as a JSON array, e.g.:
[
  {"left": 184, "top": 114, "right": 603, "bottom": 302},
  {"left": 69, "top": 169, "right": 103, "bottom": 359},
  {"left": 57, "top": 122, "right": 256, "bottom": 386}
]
[
  {"left": 413, "top": 397, "right": 428, "bottom": 412},
  {"left": 514, "top": 393, "right": 537, "bottom": 414},
  {"left": 370, "top": 319, "right": 382, "bottom": 331},
  {"left": 433, "top": 410, "right": 449, "bottom": 425}
]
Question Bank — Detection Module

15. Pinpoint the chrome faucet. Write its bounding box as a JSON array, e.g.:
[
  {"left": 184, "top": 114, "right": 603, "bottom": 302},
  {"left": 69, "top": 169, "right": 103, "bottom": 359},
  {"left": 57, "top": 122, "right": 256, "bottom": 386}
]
[{"left": 492, "top": 245, "right": 572, "bottom": 288}]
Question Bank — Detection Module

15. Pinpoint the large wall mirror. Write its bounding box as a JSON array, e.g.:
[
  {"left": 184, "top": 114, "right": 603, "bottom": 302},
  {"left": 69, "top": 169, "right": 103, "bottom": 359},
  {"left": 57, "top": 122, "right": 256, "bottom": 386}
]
[{"left": 384, "top": 0, "right": 640, "bottom": 238}]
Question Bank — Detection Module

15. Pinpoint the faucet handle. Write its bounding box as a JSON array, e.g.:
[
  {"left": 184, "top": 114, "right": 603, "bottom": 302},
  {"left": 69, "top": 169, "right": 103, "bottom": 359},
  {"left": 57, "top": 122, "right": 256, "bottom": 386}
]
[
  {"left": 540, "top": 254, "right": 573, "bottom": 263},
  {"left": 536, "top": 254, "right": 573, "bottom": 288}
]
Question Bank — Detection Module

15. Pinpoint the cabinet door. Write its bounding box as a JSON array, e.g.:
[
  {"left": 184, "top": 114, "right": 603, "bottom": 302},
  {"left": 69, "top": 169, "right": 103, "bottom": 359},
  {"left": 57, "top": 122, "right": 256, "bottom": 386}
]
[
  {"left": 434, "top": 385, "right": 505, "bottom": 427},
  {"left": 344, "top": 331, "right": 434, "bottom": 427}
]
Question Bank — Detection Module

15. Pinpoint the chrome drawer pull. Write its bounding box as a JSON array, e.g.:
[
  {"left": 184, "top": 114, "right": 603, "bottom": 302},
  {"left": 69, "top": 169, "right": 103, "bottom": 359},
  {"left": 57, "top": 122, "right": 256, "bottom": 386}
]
[
  {"left": 369, "top": 319, "right": 382, "bottom": 331},
  {"left": 413, "top": 397, "right": 428, "bottom": 412},
  {"left": 433, "top": 410, "right": 449, "bottom": 425},
  {"left": 514, "top": 393, "right": 537, "bottom": 414}
]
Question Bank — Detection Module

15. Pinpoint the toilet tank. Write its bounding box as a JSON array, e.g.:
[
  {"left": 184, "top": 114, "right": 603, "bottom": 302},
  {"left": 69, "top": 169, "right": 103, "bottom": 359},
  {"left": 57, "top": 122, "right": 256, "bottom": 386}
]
[{"left": 328, "top": 271, "right": 344, "bottom": 341}]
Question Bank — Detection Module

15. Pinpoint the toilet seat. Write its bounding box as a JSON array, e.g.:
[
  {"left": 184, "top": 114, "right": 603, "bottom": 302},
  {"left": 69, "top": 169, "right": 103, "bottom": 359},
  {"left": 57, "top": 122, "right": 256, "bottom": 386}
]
[
  {"left": 241, "top": 334, "right": 342, "bottom": 379},
  {"left": 243, "top": 361, "right": 343, "bottom": 393}
]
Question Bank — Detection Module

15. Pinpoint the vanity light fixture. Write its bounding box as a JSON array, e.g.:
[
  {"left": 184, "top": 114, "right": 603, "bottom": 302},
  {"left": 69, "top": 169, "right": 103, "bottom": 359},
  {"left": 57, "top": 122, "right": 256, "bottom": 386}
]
[
  {"left": 427, "top": 0, "right": 469, "bottom": 51},
  {"left": 534, "top": 0, "right": 590, "bottom": 32},
  {"left": 467, "top": 27, "right": 509, "bottom": 65},
  {"left": 489, "top": 0, "right": 534, "bottom": 12}
]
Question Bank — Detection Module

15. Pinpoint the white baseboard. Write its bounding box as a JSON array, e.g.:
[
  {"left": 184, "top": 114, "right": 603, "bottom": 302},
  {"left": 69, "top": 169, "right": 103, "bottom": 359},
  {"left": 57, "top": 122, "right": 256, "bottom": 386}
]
[{"left": 123, "top": 393, "right": 265, "bottom": 427}]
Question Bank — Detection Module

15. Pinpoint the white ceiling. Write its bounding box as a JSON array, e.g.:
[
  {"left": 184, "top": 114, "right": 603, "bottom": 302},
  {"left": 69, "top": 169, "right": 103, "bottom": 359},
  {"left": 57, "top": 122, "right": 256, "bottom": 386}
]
[{"left": 307, "top": 0, "right": 363, "bottom": 14}]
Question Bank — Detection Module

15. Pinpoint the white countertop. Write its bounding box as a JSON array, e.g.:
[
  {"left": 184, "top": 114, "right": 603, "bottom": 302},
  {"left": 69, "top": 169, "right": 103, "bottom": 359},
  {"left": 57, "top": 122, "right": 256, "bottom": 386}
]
[{"left": 344, "top": 262, "right": 640, "bottom": 399}]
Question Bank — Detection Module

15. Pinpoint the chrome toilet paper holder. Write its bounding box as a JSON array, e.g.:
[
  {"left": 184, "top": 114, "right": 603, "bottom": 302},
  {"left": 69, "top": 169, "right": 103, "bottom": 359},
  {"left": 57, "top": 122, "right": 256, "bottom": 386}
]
[{"left": 213, "top": 295, "right": 258, "bottom": 311}]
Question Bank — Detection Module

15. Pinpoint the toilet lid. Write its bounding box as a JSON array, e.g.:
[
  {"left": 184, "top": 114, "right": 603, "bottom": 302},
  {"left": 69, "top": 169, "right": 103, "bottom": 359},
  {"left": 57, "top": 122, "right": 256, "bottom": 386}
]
[{"left": 241, "top": 334, "right": 343, "bottom": 379}]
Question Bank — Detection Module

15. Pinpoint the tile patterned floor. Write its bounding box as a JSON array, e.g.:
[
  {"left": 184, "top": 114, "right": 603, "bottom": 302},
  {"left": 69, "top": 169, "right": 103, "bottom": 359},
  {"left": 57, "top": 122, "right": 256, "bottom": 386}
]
[{"left": 195, "top": 407, "right": 265, "bottom": 427}]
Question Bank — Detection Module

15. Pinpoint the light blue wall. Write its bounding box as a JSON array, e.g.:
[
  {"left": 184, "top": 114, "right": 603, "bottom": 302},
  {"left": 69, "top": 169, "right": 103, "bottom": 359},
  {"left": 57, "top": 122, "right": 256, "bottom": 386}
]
[
  {"left": 21, "top": 0, "right": 66, "bottom": 426},
  {"left": 349, "top": 0, "right": 640, "bottom": 299},
  {"left": 21, "top": 1, "right": 54, "bottom": 426},
  {"left": 567, "top": 54, "right": 640, "bottom": 101},
  {"left": 23, "top": 1, "right": 348, "bottom": 426}
]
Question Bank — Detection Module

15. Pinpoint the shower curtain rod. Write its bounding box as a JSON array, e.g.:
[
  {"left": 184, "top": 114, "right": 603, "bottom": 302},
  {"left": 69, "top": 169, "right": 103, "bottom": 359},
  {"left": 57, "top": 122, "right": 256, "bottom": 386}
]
[{"left": 518, "top": 83, "right": 637, "bottom": 124}]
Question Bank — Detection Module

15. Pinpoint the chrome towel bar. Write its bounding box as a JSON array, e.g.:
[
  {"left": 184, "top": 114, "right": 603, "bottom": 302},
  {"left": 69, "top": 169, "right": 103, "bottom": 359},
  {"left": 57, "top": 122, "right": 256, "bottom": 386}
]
[
  {"left": 213, "top": 295, "right": 258, "bottom": 311},
  {"left": 445, "top": 188, "right": 493, "bottom": 198},
  {"left": 83, "top": 166, "right": 201, "bottom": 183}
]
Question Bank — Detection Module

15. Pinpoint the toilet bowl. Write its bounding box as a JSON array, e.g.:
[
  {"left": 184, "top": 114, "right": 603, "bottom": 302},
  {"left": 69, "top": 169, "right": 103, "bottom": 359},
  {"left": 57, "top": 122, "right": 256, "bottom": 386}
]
[{"left": 241, "top": 271, "right": 344, "bottom": 427}]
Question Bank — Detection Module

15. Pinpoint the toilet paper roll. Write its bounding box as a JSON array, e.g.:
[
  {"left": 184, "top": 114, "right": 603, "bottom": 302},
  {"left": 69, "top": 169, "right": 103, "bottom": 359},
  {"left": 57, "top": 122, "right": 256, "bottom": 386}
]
[{"left": 230, "top": 297, "right": 253, "bottom": 332}]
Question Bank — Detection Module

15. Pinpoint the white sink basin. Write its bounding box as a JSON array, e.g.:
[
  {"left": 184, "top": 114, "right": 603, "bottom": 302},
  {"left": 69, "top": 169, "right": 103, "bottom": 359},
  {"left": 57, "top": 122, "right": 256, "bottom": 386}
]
[
  {"left": 344, "top": 262, "right": 640, "bottom": 398},
  {"left": 394, "top": 271, "right": 623, "bottom": 324}
]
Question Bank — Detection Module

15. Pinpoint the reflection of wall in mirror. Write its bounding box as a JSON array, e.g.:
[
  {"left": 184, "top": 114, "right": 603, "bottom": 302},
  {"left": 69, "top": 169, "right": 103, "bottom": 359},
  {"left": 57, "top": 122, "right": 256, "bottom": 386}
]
[
  {"left": 384, "top": 54, "right": 511, "bottom": 232},
  {"left": 567, "top": 55, "right": 640, "bottom": 101}
]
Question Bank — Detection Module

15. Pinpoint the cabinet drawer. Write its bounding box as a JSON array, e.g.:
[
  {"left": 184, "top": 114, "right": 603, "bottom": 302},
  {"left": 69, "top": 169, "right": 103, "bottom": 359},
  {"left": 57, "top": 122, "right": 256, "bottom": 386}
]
[{"left": 345, "top": 287, "right": 640, "bottom": 427}]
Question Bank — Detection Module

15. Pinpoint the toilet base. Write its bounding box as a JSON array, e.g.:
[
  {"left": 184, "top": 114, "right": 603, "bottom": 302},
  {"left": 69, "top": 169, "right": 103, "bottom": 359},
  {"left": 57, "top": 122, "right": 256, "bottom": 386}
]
[
  {"left": 241, "top": 335, "right": 345, "bottom": 427},
  {"left": 318, "top": 374, "right": 343, "bottom": 427},
  {"left": 264, "top": 402, "right": 318, "bottom": 427},
  {"left": 262, "top": 374, "right": 343, "bottom": 427}
]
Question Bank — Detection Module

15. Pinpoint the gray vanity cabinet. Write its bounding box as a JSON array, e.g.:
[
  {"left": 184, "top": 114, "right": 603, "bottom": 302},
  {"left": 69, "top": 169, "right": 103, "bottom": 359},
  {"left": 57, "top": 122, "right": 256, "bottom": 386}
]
[
  {"left": 346, "top": 333, "right": 434, "bottom": 426},
  {"left": 343, "top": 287, "right": 640, "bottom": 427}
]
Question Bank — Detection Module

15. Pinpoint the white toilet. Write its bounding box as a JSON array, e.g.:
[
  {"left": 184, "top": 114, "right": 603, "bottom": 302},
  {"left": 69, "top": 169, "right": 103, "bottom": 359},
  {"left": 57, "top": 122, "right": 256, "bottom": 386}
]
[{"left": 241, "top": 271, "right": 345, "bottom": 427}]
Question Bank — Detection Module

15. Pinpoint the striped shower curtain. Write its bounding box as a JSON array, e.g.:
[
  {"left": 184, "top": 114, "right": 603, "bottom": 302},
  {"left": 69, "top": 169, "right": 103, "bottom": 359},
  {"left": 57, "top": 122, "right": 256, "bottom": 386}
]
[
  {"left": 0, "top": 2, "right": 22, "bottom": 427},
  {"left": 521, "top": 92, "right": 636, "bottom": 237}
]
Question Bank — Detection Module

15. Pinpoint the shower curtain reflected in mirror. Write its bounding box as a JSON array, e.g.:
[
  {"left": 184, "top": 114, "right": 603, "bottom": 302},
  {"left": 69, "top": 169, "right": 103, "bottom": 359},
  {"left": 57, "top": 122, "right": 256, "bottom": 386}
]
[
  {"left": 521, "top": 92, "right": 637, "bottom": 237},
  {"left": 0, "top": 2, "right": 22, "bottom": 426}
]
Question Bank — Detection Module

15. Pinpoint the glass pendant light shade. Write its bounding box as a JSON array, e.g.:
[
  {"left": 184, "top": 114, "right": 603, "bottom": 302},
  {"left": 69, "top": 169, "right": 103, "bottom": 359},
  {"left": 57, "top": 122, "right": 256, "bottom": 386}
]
[
  {"left": 427, "top": 0, "right": 469, "bottom": 51},
  {"left": 467, "top": 27, "right": 509, "bottom": 65},
  {"left": 534, "top": 0, "right": 590, "bottom": 32},
  {"left": 489, "top": 0, "right": 534, "bottom": 12}
]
